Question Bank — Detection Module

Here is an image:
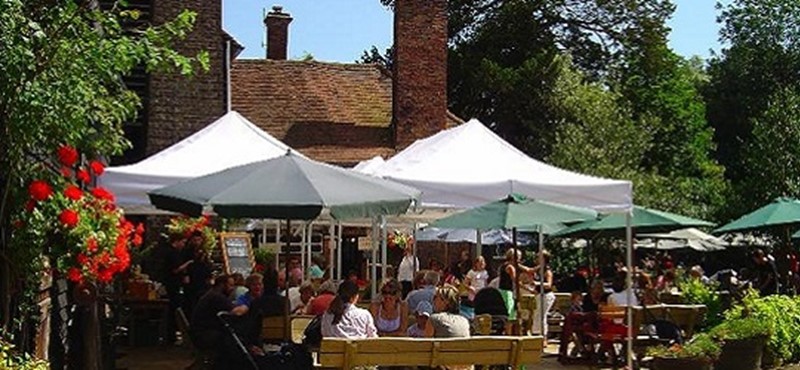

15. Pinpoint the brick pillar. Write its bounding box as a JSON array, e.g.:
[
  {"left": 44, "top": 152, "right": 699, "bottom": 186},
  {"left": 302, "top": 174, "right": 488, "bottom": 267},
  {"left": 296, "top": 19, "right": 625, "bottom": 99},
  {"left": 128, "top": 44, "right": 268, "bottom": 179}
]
[
  {"left": 393, "top": 0, "right": 448, "bottom": 150},
  {"left": 265, "top": 6, "right": 292, "bottom": 60}
]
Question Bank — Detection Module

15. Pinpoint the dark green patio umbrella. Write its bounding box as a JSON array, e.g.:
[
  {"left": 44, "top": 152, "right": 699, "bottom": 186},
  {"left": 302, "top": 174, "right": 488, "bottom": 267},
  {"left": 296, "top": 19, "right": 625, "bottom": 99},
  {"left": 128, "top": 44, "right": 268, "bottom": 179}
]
[
  {"left": 552, "top": 205, "right": 714, "bottom": 239},
  {"left": 431, "top": 193, "right": 598, "bottom": 335},
  {"left": 714, "top": 197, "right": 800, "bottom": 234}
]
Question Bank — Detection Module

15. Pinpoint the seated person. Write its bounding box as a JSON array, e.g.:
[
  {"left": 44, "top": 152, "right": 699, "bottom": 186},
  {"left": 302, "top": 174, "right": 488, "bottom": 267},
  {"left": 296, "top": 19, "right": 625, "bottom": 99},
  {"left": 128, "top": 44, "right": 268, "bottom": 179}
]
[
  {"left": 370, "top": 279, "right": 408, "bottom": 337},
  {"left": 559, "top": 280, "right": 608, "bottom": 360},
  {"left": 407, "top": 301, "right": 433, "bottom": 338},
  {"left": 252, "top": 268, "right": 288, "bottom": 317},
  {"left": 472, "top": 287, "right": 508, "bottom": 335},
  {"left": 424, "top": 285, "right": 470, "bottom": 338},
  {"left": 189, "top": 275, "right": 248, "bottom": 364},
  {"left": 321, "top": 280, "right": 377, "bottom": 338},
  {"left": 291, "top": 282, "right": 315, "bottom": 314},
  {"left": 306, "top": 280, "right": 337, "bottom": 315},
  {"left": 608, "top": 271, "right": 640, "bottom": 307},
  {"left": 406, "top": 270, "right": 440, "bottom": 312}
]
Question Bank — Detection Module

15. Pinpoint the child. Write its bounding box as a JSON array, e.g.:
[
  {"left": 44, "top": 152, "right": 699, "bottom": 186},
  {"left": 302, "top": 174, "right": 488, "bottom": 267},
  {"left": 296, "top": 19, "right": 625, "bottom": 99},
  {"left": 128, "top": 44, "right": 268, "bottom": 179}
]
[{"left": 407, "top": 301, "right": 433, "bottom": 337}]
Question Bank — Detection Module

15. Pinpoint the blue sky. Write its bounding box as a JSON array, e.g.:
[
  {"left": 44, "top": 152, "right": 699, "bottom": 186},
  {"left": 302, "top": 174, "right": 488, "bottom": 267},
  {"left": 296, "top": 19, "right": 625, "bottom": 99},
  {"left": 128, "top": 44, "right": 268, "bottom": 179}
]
[{"left": 223, "top": 0, "right": 725, "bottom": 62}]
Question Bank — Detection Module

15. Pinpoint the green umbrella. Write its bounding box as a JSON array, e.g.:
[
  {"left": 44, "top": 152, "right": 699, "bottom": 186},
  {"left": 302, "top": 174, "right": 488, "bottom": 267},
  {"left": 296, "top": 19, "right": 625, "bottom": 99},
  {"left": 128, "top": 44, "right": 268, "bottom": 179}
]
[
  {"left": 714, "top": 197, "right": 800, "bottom": 234},
  {"left": 552, "top": 205, "right": 714, "bottom": 239},
  {"left": 430, "top": 193, "right": 597, "bottom": 229},
  {"left": 430, "top": 193, "right": 597, "bottom": 335},
  {"left": 148, "top": 150, "right": 420, "bottom": 220}
]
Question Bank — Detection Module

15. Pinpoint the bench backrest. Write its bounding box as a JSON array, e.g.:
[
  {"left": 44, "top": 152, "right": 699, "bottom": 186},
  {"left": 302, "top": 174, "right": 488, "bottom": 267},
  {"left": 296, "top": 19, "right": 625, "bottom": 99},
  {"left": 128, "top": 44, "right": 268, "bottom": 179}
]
[
  {"left": 319, "top": 336, "right": 543, "bottom": 369},
  {"left": 262, "top": 316, "right": 289, "bottom": 342}
]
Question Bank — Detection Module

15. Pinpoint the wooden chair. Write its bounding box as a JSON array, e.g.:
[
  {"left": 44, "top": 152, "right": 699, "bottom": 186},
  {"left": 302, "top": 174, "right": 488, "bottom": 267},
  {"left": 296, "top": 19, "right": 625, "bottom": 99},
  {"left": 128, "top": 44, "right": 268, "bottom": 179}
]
[
  {"left": 585, "top": 305, "right": 644, "bottom": 368},
  {"left": 473, "top": 314, "right": 493, "bottom": 335},
  {"left": 262, "top": 316, "right": 289, "bottom": 343}
]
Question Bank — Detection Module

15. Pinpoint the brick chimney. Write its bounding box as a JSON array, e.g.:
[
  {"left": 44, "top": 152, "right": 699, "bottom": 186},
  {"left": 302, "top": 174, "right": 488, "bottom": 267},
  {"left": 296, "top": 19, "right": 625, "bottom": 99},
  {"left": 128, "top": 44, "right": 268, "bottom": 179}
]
[
  {"left": 393, "top": 0, "right": 448, "bottom": 150},
  {"left": 264, "top": 5, "right": 292, "bottom": 60}
]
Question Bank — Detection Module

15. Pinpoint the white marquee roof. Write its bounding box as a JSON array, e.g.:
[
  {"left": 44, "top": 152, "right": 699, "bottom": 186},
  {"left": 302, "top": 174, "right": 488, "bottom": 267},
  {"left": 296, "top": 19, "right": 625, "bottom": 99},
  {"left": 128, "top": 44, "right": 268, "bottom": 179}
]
[
  {"left": 358, "top": 119, "right": 632, "bottom": 212},
  {"left": 100, "top": 111, "right": 295, "bottom": 210}
]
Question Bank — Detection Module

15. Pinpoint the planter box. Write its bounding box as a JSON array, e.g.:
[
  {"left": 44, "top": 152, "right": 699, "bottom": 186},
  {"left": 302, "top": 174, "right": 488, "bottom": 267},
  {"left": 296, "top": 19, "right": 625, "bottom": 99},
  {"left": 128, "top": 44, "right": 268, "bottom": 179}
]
[
  {"left": 715, "top": 336, "right": 767, "bottom": 370},
  {"left": 652, "top": 357, "right": 713, "bottom": 370}
]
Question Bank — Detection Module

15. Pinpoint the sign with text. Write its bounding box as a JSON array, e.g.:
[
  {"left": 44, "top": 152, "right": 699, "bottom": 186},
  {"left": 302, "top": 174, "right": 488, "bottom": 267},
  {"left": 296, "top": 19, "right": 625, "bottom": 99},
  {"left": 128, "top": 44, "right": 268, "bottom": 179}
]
[{"left": 219, "top": 232, "right": 254, "bottom": 275}]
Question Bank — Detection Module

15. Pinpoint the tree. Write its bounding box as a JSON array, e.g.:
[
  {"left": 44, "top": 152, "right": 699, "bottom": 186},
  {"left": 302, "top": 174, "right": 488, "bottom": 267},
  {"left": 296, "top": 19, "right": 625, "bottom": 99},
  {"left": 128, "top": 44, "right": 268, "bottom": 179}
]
[
  {"left": 0, "top": 0, "right": 207, "bottom": 355},
  {"left": 705, "top": 0, "right": 800, "bottom": 216},
  {"left": 739, "top": 88, "right": 800, "bottom": 210}
]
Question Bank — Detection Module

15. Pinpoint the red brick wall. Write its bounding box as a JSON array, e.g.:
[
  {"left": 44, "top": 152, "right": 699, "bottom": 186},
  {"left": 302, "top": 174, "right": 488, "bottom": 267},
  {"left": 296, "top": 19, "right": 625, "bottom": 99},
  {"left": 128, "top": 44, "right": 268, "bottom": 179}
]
[
  {"left": 393, "top": 0, "right": 448, "bottom": 150},
  {"left": 265, "top": 7, "right": 292, "bottom": 60},
  {"left": 147, "top": 0, "right": 227, "bottom": 155}
]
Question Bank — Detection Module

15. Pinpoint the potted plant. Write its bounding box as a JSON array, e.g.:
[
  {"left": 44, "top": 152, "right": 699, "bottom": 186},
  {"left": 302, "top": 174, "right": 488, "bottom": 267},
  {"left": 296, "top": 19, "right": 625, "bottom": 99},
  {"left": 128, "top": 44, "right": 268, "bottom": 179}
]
[
  {"left": 710, "top": 316, "right": 771, "bottom": 370},
  {"left": 647, "top": 333, "right": 720, "bottom": 370}
]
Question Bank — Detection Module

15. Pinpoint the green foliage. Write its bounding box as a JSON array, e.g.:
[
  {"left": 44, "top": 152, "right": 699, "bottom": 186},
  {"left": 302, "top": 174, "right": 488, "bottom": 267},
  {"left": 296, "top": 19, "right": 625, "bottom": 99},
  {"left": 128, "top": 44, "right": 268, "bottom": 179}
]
[
  {"left": 705, "top": 0, "right": 800, "bottom": 218},
  {"left": 647, "top": 333, "right": 721, "bottom": 361},
  {"left": 739, "top": 88, "right": 800, "bottom": 210},
  {"left": 0, "top": 338, "right": 48, "bottom": 370},
  {"left": 709, "top": 316, "right": 770, "bottom": 342},
  {"left": 0, "top": 0, "right": 206, "bottom": 334},
  {"left": 253, "top": 247, "right": 275, "bottom": 267},
  {"left": 677, "top": 278, "right": 723, "bottom": 329},
  {"left": 723, "top": 292, "right": 800, "bottom": 363}
]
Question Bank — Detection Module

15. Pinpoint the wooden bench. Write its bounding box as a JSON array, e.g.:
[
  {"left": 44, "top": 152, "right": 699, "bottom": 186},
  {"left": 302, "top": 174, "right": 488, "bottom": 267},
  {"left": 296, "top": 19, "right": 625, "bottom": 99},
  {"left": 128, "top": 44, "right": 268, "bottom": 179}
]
[
  {"left": 262, "top": 315, "right": 316, "bottom": 344},
  {"left": 319, "top": 336, "right": 544, "bottom": 369}
]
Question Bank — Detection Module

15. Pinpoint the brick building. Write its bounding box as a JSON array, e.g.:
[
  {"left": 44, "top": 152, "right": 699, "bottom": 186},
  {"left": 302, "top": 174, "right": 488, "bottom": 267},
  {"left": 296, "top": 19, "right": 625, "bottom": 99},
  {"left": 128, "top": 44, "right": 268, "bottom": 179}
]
[{"left": 232, "top": 0, "right": 460, "bottom": 166}]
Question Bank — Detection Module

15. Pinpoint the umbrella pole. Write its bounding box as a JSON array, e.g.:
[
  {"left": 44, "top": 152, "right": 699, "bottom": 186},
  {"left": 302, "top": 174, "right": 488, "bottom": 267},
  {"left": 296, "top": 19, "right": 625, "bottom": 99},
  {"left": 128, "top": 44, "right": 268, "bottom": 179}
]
[
  {"left": 329, "top": 222, "right": 335, "bottom": 281},
  {"left": 284, "top": 218, "right": 292, "bottom": 339},
  {"left": 476, "top": 228, "right": 483, "bottom": 260},
  {"left": 371, "top": 217, "right": 378, "bottom": 300},
  {"left": 625, "top": 211, "right": 634, "bottom": 369},
  {"left": 336, "top": 221, "right": 342, "bottom": 281},
  {"left": 539, "top": 225, "right": 545, "bottom": 337},
  {"left": 513, "top": 227, "right": 520, "bottom": 335},
  {"left": 380, "top": 215, "right": 388, "bottom": 286}
]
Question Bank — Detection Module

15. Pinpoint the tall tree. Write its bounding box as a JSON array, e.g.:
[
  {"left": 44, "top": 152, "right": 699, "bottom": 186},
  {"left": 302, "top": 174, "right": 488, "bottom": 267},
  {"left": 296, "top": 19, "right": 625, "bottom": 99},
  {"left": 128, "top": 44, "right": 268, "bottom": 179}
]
[
  {"left": 705, "top": 0, "right": 800, "bottom": 217},
  {"left": 740, "top": 88, "right": 800, "bottom": 210},
  {"left": 0, "top": 0, "right": 206, "bottom": 348}
]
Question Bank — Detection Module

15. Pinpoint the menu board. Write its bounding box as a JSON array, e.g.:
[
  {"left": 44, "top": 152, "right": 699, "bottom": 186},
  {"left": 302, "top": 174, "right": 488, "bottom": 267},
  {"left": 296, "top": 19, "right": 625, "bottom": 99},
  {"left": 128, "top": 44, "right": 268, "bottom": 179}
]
[{"left": 219, "top": 232, "right": 254, "bottom": 275}]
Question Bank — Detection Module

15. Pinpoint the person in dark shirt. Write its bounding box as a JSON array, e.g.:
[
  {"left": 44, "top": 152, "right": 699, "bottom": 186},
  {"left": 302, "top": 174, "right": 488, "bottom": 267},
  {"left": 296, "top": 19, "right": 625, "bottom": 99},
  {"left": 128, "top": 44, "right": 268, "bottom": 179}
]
[
  {"left": 753, "top": 249, "right": 780, "bottom": 295},
  {"left": 163, "top": 233, "right": 190, "bottom": 344},
  {"left": 559, "top": 280, "right": 608, "bottom": 360},
  {"left": 189, "top": 275, "right": 238, "bottom": 348},
  {"left": 251, "top": 267, "right": 288, "bottom": 317},
  {"left": 185, "top": 240, "right": 213, "bottom": 315},
  {"left": 450, "top": 250, "right": 472, "bottom": 282}
]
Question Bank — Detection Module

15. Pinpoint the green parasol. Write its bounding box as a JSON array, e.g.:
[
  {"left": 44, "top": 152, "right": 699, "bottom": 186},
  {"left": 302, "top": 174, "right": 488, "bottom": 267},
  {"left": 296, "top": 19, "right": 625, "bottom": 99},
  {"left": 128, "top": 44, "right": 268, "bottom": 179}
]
[
  {"left": 552, "top": 205, "right": 714, "bottom": 239},
  {"left": 714, "top": 197, "right": 800, "bottom": 234}
]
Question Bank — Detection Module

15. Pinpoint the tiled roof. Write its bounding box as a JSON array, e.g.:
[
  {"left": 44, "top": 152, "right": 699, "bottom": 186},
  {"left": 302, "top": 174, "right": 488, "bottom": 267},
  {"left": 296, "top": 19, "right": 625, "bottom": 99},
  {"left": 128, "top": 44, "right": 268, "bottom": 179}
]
[{"left": 231, "top": 59, "right": 461, "bottom": 165}]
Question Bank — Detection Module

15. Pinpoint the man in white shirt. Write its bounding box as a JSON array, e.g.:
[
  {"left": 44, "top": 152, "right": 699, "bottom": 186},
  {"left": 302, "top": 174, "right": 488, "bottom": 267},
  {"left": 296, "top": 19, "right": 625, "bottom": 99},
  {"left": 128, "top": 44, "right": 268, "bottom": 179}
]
[
  {"left": 398, "top": 245, "right": 419, "bottom": 299},
  {"left": 607, "top": 271, "right": 640, "bottom": 306}
]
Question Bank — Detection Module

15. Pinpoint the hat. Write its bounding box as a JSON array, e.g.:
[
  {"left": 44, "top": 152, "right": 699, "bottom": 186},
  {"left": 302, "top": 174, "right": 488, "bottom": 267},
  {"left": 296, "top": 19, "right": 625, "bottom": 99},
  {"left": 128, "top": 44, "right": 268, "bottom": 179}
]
[{"left": 415, "top": 301, "right": 433, "bottom": 317}]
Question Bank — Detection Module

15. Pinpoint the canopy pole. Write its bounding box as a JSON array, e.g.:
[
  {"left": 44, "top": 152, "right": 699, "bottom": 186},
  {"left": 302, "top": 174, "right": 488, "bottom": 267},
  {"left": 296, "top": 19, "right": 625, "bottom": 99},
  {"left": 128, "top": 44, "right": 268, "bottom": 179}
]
[
  {"left": 307, "top": 222, "right": 314, "bottom": 278},
  {"left": 300, "top": 223, "right": 307, "bottom": 276},
  {"left": 371, "top": 217, "right": 379, "bottom": 300},
  {"left": 512, "top": 227, "right": 520, "bottom": 335},
  {"left": 274, "top": 220, "right": 280, "bottom": 271},
  {"left": 328, "top": 222, "right": 335, "bottom": 281},
  {"left": 539, "top": 225, "right": 545, "bottom": 336},
  {"left": 336, "top": 221, "right": 342, "bottom": 281},
  {"left": 381, "top": 215, "right": 388, "bottom": 283},
  {"left": 476, "top": 228, "right": 483, "bottom": 260},
  {"left": 412, "top": 222, "right": 419, "bottom": 273},
  {"left": 625, "top": 211, "right": 634, "bottom": 369}
]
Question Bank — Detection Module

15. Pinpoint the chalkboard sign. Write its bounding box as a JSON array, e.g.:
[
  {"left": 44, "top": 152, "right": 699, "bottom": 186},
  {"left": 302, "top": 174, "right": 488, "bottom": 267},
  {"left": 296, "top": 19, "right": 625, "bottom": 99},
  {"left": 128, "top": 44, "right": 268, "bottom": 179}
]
[{"left": 219, "top": 232, "right": 254, "bottom": 275}]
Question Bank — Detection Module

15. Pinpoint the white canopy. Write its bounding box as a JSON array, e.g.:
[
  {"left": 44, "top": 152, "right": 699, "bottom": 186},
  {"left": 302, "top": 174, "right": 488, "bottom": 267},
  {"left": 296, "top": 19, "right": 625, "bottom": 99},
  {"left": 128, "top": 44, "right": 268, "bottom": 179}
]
[
  {"left": 637, "top": 228, "right": 727, "bottom": 252},
  {"left": 100, "top": 111, "right": 294, "bottom": 211},
  {"left": 358, "top": 119, "right": 632, "bottom": 212}
]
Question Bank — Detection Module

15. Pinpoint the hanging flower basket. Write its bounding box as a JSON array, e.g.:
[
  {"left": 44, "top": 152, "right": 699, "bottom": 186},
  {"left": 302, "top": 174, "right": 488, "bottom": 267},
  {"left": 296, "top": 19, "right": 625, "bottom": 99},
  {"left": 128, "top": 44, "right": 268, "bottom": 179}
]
[
  {"left": 387, "top": 230, "right": 413, "bottom": 250},
  {"left": 164, "top": 215, "right": 217, "bottom": 253}
]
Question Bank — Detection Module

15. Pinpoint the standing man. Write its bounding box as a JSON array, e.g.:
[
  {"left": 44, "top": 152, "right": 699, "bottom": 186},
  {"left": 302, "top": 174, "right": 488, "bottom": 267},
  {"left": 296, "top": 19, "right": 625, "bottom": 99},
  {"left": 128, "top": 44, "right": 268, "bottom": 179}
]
[
  {"left": 398, "top": 244, "right": 419, "bottom": 299},
  {"left": 164, "top": 233, "right": 191, "bottom": 345}
]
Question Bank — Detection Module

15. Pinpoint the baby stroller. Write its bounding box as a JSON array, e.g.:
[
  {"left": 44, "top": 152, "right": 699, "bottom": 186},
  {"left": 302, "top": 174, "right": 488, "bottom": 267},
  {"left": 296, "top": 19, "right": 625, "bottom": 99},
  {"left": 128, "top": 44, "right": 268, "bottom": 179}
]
[{"left": 217, "top": 312, "right": 312, "bottom": 370}]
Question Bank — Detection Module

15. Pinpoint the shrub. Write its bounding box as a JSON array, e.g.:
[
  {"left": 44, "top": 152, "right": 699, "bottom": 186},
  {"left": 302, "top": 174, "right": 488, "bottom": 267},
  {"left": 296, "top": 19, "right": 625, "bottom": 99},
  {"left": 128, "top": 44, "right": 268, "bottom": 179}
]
[
  {"left": 677, "top": 277, "right": 723, "bottom": 329},
  {"left": 723, "top": 291, "right": 800, "bottom": 363},
  {"left": 709, "top": 316, "right": 771, "bottom": 341},
  {"left": 0, "top": 339, "right": 49, "bottom": 370},
  {"left": 647, "top": 333, "right": 721, "bottom": 361}
]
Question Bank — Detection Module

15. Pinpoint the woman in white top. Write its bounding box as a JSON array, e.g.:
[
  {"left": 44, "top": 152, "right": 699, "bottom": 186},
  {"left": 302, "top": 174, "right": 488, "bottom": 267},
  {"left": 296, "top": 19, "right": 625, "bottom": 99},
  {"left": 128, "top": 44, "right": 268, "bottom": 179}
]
[
  {"left": 397, "top": 245, "right": 419, "bottom": 299},
  {"left": 464, "top": 256, "right": 489, "bottom": 301},
  {"left": 321, "top": 280, "right": 377, "bottom": 338},
  {"left": 369, "top": 279, "right": 408, "bottom": 336}
]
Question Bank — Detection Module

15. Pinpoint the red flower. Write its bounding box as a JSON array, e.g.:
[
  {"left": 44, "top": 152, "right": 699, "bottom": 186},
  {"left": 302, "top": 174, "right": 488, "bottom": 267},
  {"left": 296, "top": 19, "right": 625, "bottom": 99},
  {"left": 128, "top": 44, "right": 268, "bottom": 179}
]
[
  {"left": 77, "top": 253, "right": 89, "bottom": 265},
  {"left": 89, "top": 160, "right": 105, "bottom": 176},
  {"left": 135, "top": 223, "right": 145, "bottom": 235},
  {"left": 59, "top": 209, "right": 79, "bottom": 228},
  {"left": 12, "top": 220, "right": 24, "bottom": 229},
  {"left": 25, "top": 200, "right": 36, "bottom": 212},
  {"left": 60, "top": 167, "right": 73, "bottom": 178},
  {"left": 64, "top": 185, "right": 83, "bottom": 200},
  {"left": 76, "top": 168, "right": 91, "bottom": 183},
  {"left": 28, "top": 180, "right": 53, "bottom": 201},
  {"left": 67, "top": 267, "right": 83, "bottom": 283},
  {"left": 132, "top": 234, "right": 143, "bottom": 247},
  {"left": 91, "top": 187, "right": 115, "bottom": 202},
  {"left": 97, "top": 268, "right": 113, "bottom": 283},
  {"left": 57, "top": 145, "right": 79, "bottom": 167},
  {"left": 86, "top": 238, "right": 98, "bottom": 253}
]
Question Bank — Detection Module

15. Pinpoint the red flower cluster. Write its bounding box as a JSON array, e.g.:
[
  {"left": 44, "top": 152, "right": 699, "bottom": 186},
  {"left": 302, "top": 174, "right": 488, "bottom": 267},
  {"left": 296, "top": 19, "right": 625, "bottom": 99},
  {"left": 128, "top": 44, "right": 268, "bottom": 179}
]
[{"left": 15, "top": 145, "right": 144, "bottom": 285}]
